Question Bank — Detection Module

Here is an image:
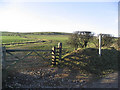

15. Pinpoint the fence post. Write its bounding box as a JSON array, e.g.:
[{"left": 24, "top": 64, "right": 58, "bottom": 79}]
[
  {"left": 52, "top": 46, "right": 56, "bottom": 65},
  {"left": 2, "top": 46, "right": 6, "bottom": 68},
  {"left": 99, "top": 34, "right": 102, "bottom": 56},
  {"left": 58, "top": 42, "right": 62, "bottom": 61}
]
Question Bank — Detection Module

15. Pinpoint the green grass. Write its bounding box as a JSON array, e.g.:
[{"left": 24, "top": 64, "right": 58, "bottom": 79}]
[
  {"left": 2, "top": 36, "right": 31, "bottom": 44},
  {"left": 2, "top": 35, "right": 73, "bottom": 52},
  {"left": 60, "top": 48, "right": 118, "bottom": 78},
  {"left": 24, "top": 35, "right": 69, "bottom": 41}
]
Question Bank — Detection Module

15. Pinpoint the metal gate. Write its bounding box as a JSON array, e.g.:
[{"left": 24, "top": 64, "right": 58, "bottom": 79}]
[{"left": 2, "top": 42, "right": 62, "bottom": 69}]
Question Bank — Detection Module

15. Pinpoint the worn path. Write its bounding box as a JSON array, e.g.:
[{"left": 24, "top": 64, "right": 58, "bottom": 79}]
[{"left": 83, "top": 71, "right": 119, "bottom": 88}]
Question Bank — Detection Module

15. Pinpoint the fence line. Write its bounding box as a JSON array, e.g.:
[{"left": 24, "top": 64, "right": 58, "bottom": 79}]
[
  {"left": 6, "top": 49, "right": 51, "bottom": 52},
  {"left": 2, "top": 42, "right": 63, "bottom": 69}
]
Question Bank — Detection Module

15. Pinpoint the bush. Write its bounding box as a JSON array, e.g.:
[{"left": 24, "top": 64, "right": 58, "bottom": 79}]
[
  {"left": 101, "top": 34, "right": 114, "bottom": 47},
  {"left": 90, "top": 36, "right": 99, "bottom": 48},
  {"left": 67, "top": 31, "right": 94, "bottom": 50}
]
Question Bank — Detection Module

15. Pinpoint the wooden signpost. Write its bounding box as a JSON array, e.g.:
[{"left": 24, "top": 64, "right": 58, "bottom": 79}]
[{"left": 99, "top": 34, "right": 102, "bottom": 56}]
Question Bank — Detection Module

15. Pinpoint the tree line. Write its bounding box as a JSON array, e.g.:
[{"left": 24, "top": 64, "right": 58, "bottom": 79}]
[
  {"left": 2, "top": 32, "right": 71, "bottom": 36},
  {"left": 67, "top": 31, "right": 116, "bottom": 50}
]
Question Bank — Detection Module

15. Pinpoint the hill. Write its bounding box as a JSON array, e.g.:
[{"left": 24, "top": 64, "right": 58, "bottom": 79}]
[{"left": 2, "top": 32, "right": 72, "bottom": 36}]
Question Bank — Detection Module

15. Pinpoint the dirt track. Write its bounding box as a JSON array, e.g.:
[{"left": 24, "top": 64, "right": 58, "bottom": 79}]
[
  {"left": 3, "top": 67, "right": 92, "bottom": 88},
  {"left": 83, "top": 71, "right": 119, "bottom": 88},
  {"left": 3, "top": 67, "right": 119, "bottom": 88}
]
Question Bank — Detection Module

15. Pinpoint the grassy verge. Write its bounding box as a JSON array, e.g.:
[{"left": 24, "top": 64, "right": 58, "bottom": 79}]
[{"left": 59, "top": 48, "right": 118, "bottom": 79}]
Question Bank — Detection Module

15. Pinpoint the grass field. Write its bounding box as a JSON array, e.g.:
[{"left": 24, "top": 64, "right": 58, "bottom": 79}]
[
  {"left": 2, "top": 36, "right": 32, "bottom": 44},
  {"left": 2, "top": 32, "right": 119, "bottom": 88},
  {"left": 24, "top": 35, "right": 69, "bottom": 40},
  {"left": 2, "top": 34, "right": 69, "bottom": 45}
]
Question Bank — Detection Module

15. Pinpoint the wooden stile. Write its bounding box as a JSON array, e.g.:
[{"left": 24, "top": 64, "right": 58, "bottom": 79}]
[
  {"left": 58, "top": 42, "right": 62, "bottom": 61},
  {"left": 51, "top": 42, "right": 62, "bottom": 65},
  {"left": 52, "top": 46, "right": 56, "bottom": 65}
]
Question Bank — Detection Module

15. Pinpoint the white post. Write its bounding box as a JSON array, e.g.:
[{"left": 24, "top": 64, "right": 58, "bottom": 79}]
[{"left": 99, "top": 34, "right": 102, "bottom": 56}]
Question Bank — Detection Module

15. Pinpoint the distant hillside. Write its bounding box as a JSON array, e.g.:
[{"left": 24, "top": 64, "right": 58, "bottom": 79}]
[{"left": 2, "top": 32, "right": 72, "bottom": 36}]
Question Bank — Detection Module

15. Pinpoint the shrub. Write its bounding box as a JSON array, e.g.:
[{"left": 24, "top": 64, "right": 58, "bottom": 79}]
[
  {"left": 101, "top": 34, "right": 114, "bottom": 47},
  {"left": 67, "top": 31, "right": 94, "bottom": 50}
]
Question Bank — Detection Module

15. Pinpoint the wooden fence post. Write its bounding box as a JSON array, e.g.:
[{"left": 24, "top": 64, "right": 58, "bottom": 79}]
[
  {"left": 2, "top": 46, "right": 6, "bottom": 68},
  {"left": 52, "top": 46, "right": 56, "bottom": 65},
  {"left": 58, "top": 42, "right": 62, "bottom": 61}
]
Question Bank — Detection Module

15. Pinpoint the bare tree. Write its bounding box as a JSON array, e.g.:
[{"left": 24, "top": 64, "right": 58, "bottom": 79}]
[
  {"left": 68, "top": 31, "right": 94, "bottom": 50},
  {"left": 101, "top": 34, "right": 114, "bottom": 47}
]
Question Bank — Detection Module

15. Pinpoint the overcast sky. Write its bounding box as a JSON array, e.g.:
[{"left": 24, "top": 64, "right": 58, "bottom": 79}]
[{"left": 0, "top": 0, "right": 118, "bottom": 36}]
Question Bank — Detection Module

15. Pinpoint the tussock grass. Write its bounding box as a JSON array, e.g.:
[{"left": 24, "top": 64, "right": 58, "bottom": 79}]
[{"left": 60, "top": 48, "right": 118, "bottom": 78}]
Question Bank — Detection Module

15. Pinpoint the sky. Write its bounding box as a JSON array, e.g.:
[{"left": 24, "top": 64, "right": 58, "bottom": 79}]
[{"left": 0, "top": 0, "right": 119, "bottom": 37}]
